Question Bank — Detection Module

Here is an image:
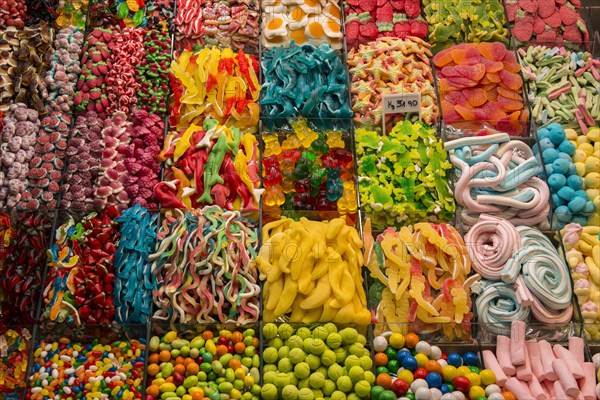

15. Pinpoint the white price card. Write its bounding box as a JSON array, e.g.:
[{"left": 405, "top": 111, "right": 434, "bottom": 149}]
[{"left": 382, "top": 93, "right": 421, "bottom": 114}]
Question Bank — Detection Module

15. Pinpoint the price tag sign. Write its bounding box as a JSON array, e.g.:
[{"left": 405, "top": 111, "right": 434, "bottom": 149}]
[{"left": 382, "top": 93, "right": 421, "bottom": 114}]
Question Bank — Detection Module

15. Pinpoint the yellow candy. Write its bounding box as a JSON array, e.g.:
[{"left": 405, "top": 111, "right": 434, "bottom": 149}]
[
  {"left": 576, "top": 162, "right": 586, "bottom": 176},
  {"left": 457, "top": 366, "right": 471, "bottom": 377},
  {"left": 397, "top": 369, "right": 414, "bottom": 385},
  {"left": 585, "top": 172, "right": 600, "bottom": 189},
  {"left": 469, "top": 385, "right": 485, "bottom": 400},
  {"left": 585, "top": 157, "right": 600, "bottom": 174},
  {"left": 565, "top": 128, "right": 578, "bottom": 140},
  {"left": 442, "top": 366, "right": 458, "bottom": 382},
  {"left": 479, "top": 369, "right": 496, "bottom": 386},
  {"left": 415, "top": 353, "right": 429, "bottom": 368},
  {"left": 573, "top": 149, "right": 588, "bottom": 163},
  {"left": 579, "top": 142, "right": 595, "bottom": 156},
  {"left": 588, "top": 127, "right": 600, "bottom": 143},
  {"left": 466, "top": 372, "right": 481, "bottom": 386},
  {"left": 388, "top": 333, "right": 405, "bottom": 349}
]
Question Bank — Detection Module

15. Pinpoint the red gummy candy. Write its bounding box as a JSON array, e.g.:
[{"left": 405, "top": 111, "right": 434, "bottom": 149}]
[
  {"left": 505, "top": 1, "right": 518, "bottom": 22},
  {"left": 533, "top": 16, "right": 546, "bottom": 33},
  {"left": 360, "top": 0, "right": 376, "bottom": 12},
  {"left": 559, "top": 4, "right": 579, "bottom": 25},
  {"left": 513, "top": 16, "right": 534, "bottom": 41},
  {"left": 478, "top": 42, "right": 506, "bottom": 61},
  {"left": 346, "top": 19, "right": 360, "bottom": 42},
  {"left": 376, "top": 2, "right": 394, "bottom": 23},
  {"left": 410, "top": 20, "right": 428, "bottom": 38},
  {"left": 543, "top": 11, "right": 562, "bottom": 28},
  {"left": 394, "top": 21, "right": 411, "bottom": 38},
  {"left": 404, "top": 0, "right": 420, "bottom": 18},
  {"left": 538, "top": 0, "right": 555, "bottom": 17},
  {"left": 359, "top": 21, "right": 378, "bottom": 38},
  {"left": 444, "top": 91, "right": 470, "bottom": 107},
  {"left": 518, "top": 0, "right": 538, "bottom": 13},
  {"left": 563, "top": 23, "right": 583, "bottom": 43},
  {"left": 390, "top": 0, "right": 405, "bottom": 11}
]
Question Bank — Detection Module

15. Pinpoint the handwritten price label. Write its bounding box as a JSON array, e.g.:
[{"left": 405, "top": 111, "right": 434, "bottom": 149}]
[{"left": 382, "top": 93, "right": 421, "bottom": 114}]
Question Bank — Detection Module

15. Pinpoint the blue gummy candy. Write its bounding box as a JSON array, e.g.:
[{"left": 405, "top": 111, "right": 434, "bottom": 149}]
[
  {"left": 552, "top": 193, "right": 566, "bottom": 206},
  {"left": 568, "top": 197, "right": 586, "bottom": 212},
  {"left": 537, "top": 128, "right": 550, "bottom": 140},
  {"left": 557, "top": 186, "right": 576, "bottom": 200},
  {"left": 555, "top": 205, "right": 572, "bottom": 222},
  {"left": 557, "top": 153, "right": 572, "bottom": 162},
  {"left": 575, "top": 189, "right": 588, "bottom": 199},
  {"left": 568, "top": 164, "right": 577, "bottom": 176},
  {"left": 552, "top": 159, "right": 570, "bottom": 175},
  {"left": 548, "top": 174, "right": 567, "bottom": 191},
  {"left": 538, "top": 138, "right": 554, "bottom": 151},
  {"left": 542, "top": 148, "right": 559, "bottom": 163},
  {"left": 545, "top": 164, "right": 554, "bottom": 176},
  {"left": 583, "top": 200, "right": 596, "bottom": 214},
  {"left": 549, "top": 128, "right": 566, "bottom": 144},
  {"left": 558, "top": 140, "right": 576, "bottom": 155},
  {"left": 572, "top": 215, "right": 588, "bottom": 225},
  {"left": 566, "top": 175, "right": 583, "bottom": 190}
]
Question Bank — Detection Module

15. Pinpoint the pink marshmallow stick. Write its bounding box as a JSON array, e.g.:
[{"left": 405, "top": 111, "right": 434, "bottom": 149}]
[
  {"left": 528, "top": 375, "right": 548, "bottom": 400},
  {"left": 483, "top": 350, "right": 508, "bottom": 386},
  {"left": 498, "top": 335, "right": 517, "bottom": 376},
  {"left": 554, "top": 344, "right": 584, "bottom": 379},
  {"left": 526, "top": 340, "right": 546, "bottom": 382},
  {"left": 568, "top": 337, "right": 585, "bottom": 364},
  {"left": 517, "top": 342, "right": 533, "bottom": 381},
  {"left": 505, "top": 377, "right": 535, "bottom": 400},
  {"left": 543, "top": 380, "right": 555, "bottom": 398},
  {"left": 511, "top": 321, "right": 527, "bottom": 366},
  {"left": 538, "top": 340, "right": 558, "bottom": 381},
  {"left": 552, "top": 359, "right": 580, "bottom": 398},
  {"left": 580, "top": 362, "right": 596, "bottom": 400},
  {"left": 554, "top": 379, "right": 569, "bottom": 399}
]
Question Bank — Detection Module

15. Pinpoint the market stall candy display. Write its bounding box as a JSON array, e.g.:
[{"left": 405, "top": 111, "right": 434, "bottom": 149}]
[
  {"left": 371, "top": 332, "right": 502, "bottom": 400},
  {"left": 155, "top": 118, "right": 261, "bottom": 211},
  {"left": 0, "top": 0, "right": 26, "bottom": 28},
  {"left": 356, "top": 121, "right": 454, "bottom": 228},
  {"left": 481, "top": 321, "right": 596, "bottom": 400},
  {"left": 570, "top": 126, "right": 600, "bottom": 226},
  {"left": 262, "top": 118, "right": 356, "bottom": 221},
  {"left": 519, "top": 45, "right": 600, "bottom": 129},
  {"left": 146, "top": 328, "right": 260, "bottom": 400},
  {"left": 467, "top": 216, "right": 573, "bottom": 334},
  {"left": 434, "top": 42, "right": 528, "bottom": 136},
  {"left": 344, "top": 0, "right": 427, "bottom": 49},
  {"left": 505, "top": 0, "right": 589, "bottom": 49},
  {"left": 261, "top": 323, "right": 373, "bottom": 399},
  {"left": 55, "top": 0, "right": 89, "bottom": 29},
  {"left": 364, "top": 221, "right": 477, "bottom": 340},
  {"left": 261, "top": 43, "right": 351, "bottom": 130},
  {"left": 261, "top": 0, "right": 342, "bottom": 49},
  {"left": 423, "top": 0, "right": 508, "bottom": 53},
  {"left": 255, "top": 217, "right": 371, "bottom": 324},
  {"left": 446, "top": 134, "right": 551, "bottom": 228},
  {"left": 170, "top": 47, "right": 260, "bottom": 132},
  {"left": 348, "top": 37, "right": 438, "bottom": 130},
  {"left": 137, "top": 29, "right": 171, "bottom": 117},
  {"left": 27, "top": 334, "right": 146, "bottom": 400},
  {"left": 150, "top": 206, "right": 260, "bottom": 324},
  {"left": 562, "top": 223, "right": 600, "bottom": 341},
  {"left": 42, "top": 208, "right": 121, "bottom": 325},
  {"left": 0, "top": 328, "right": 31, "bottom": 394},
  {"left": 174, "top": 0, "right": 259, "bottom": 52}
]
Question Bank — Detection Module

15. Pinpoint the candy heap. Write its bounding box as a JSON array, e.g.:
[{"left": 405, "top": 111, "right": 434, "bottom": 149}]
[
  {"left": 482, "top": 320, "right": 597, "bottom": 400},
  {"left": 262, "top": 118, "right": 356, "bottom": 220},
  {"left": 0, "top": 0, "right": 26, "bottom": 28},
  {"left": 113, "top": 0, "right": 152, "bottom": 27},
  {"left": 174, "top": 0, "right": 259, "bottom": 52},
  {"left": 423, "top": 0, "right": 508, "bottom": 53},
  {"left": 261, "top": 0, "right": 342, "bottom": 49},
  {"left": 74, "top": 28, "right": 113, "bottom": 113},
  {"left": 519, "top": 45, "right": 600, "bottom": 129},
  {"left": 155, "top": 118, "right": 261, "bottom": 211},
  {"left": 89, "top": 0, "right": 118, "bottom": 27},
  {"left": 561, "top": 223, "right": 600, "bottom": 340},
  {"left": 55, "top": 0, "right": 88, "bottom": 29},
  {"left": 113, "top": 204, "right": 157, "bottom": 325},
  {"left": 255, "top": 217, "right": 371, "bottom": 324},
  {"left": 0, "top": 27, "right": 20, "bottom": 111},
  {"left": 170, "top": 48, "right": 260, "bottom": 132},
  {"left": 344, "top": 0, "right": 426, "bottom": 48},
  {"left": 356, "top": 121, "right": 454, "bottom": 228},
  {"left": 348, "top": 37, "right": 438, "bottom": 129},
  {"left": 371, "top": 332, "right": 502, "bottom": 400},
  {"left": 28, "top": 336, "right": 146, "bottom": 400},
  {"left": 25, "top": 0, "right": 58, "bottom": 26},
  {"left": 43, "top": 208, "right": 121, "bottom": 325},
  {"left": 137, "top": 29, "right": 170, "bottom": 117},
  {"left": 261, "top": 324, "right": 373, "bottom": 399},
  {"left": 150, "top": 207, "right": 260, "bottom": 324},
  {"left": 261, "top": 43, "right": 351, "bottom": 130},
  {"left": 570, "top": 126, "right": 600, "bottom": 226},
  {"left": 0, "top": 328, "right": 31, "bottom": 393},
  {"left": 506, "top": 0, "right": 589, "bottom": 48},
  {"left": 146, "top": 328, "right": 260, "bottom": 400},
  {"left": 435, "top": 42, "right": 528, "bottom": 136},
  {"left": 446, "top": 134, "right": 551, "bottom": 228},
  {"left": 364, "top": 221, "right": 476, "bottom": 340},
  {"left": 467, "top": 215, "right": 573, "bottom": 333},
  {"left": 535, "top": 122, "right": 595, "bottom": 228}
]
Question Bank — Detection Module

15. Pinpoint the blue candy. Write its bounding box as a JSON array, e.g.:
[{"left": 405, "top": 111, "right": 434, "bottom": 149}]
[
  {"left": 558, "top": 140, "right": 576, "bottom": 155},
  {"left": 557, "top": 153, "right": 572, "bottom": 162},
  {"left": 542, "top": 148, "right": 559, "bottom": 163},
  {"left": 549, "top": 128, "right": 566, "bottom": 144},
  {"left": 538, "top": 138, "right": 553, "bottom": 151},
  {"left": 558, "top": 186, "right": 576, "bottom": 200},
  {"left": 567, "top": 175, "right": 583, "bottom": 190},
  {"left": 555, "top": 206, "right": 572, "bottom": 222},
  {"left": 462, "top": 351, "right": 479, "bottom": 366},
  {"left": 545, "top": 164, "right": 554, "bottom": 176},
  {"left": 447, "top": 353, "right": 463, "bottom": 367},
  {"left": 572, "top": 215, "right": 588, "bottom": 225},
  {"left": 548, "top": 174, "right": 567, "bottom": 190},
  {"left": 397, "top": 349, "right": 412, "bottom": 363},
  {"left": 537, "top": 128, "right": 550, "bottom": 140},
  {"left": 401, "top": 355, "right": 418, "bottom": 371},
  {"left": 426, "top": 372, "right": 443, "bottom": 388},
  {"left": 568, "top": 197, "right": 586, "bottom": 212},
  {"left": 583, "top": 200, "right": 596, "bottom": 214},
  {"left": 575, "top": 189, "right": 588, "bottom": 199},
  {"left": 552, "top": 159, "right": 570, "bottom": 175},
  {"left": 568, "top": 164, "right": 577, "bottom": 176},
  {"left": 552, "top": 193, "right": 566, "bottom": 206}
]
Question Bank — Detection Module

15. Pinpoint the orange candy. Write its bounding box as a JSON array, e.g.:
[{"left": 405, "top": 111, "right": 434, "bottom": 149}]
[
  {"left": 148, "top": 353, "right": 159, "bottom": 364},
  {"left": 231, "top": 332, "right": 244, "bottom": 343},
  {"left": 374, "top": 353, "right": 388, "bottom": 367},
  {"left": 191, "top": 392, "right": 204, "bottom": 400},
  {"left": 234, "top": 342, "right": 246, "bottom": 354},
  {"left": 216, "top": 345, "right": 228, "bottom": 356},
  {"left": 146, "top": 385, "right": 160, "bottom": 397},
  {"left": 202, "top": 331, "right": 214, "bottom": 340},
  {"left": 404, "top": 333, "right": 419, "bottom": 348},
  {"left": 425, "top": 360, "right": 442, "bottom": 374},
  {"left": 147, "top": 363, "right": 160, "bottom": 376},
  {"left": 376, "top": 373, "right": 392, "bottom": 389},
  {"left": 229, "top": 358, "right": 241, "bottom": 370},
  {"left": 174, "top": 364, "right": 186, "bottom": 375},
  {"left": 159, "top": 350, "right": 172, "bottom": 363},
  {"left": 502, "top": 391, "right": 516, "bottom": 400},
  {"left": 186, "top": 362, "right": 200, "bottom": 376}
]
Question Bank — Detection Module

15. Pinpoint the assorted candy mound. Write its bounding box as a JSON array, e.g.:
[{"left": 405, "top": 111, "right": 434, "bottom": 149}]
[
  {"left": 151, "top": 206, "right": 260, "bottom": 324},
  {"left": 261, "top": 323, "right": 374, "bottom": 399},
  {"left": 506, "top": 0, "right": 589, "bottom": 48},
  {"left": 155, "top": 117, "right": 261, "bottom": 211},
  {"left": 344, "top": 0, "right": 427, "bottom": 49},
  {"left": 175, "top": 0, "right": 259, "bottom": 52},
  {"left": 356, "top": 121, "right": 455, "bottom": 228},
  {"left": 0, "top": 0, "right": 26, "bottom": 28},
  {"left": 25, "top": 0, "right": 59, "bottom": 25},
  {"left": 113, "top": 0, "right": 173, "bottom": 27},
  {"left": 348, "top": 37, "right": 439, "bottom": 129},
  {"left": 262, "top": 118, "right": 356, "bottom": 220},
  {"left": 261, "top": 0, "right": 342, "bottom": 49},
  {"left": 570, "top": 127, "right": 600, "bottom": 226},
  {"left": 0, "top": 328, "right": 31, "bottom": 394},
  {"left": 519, "top": 45, "right": 600, "bottom": 129},
  {"left": 137, "top": 29, "right": 171, "bottom": 117},
  {"left": 255, "top": 217, "right": 371, "bottom": 324},
  {"left": 261, "top": 43, "right": 351, "bottom": 130},
  {"left": 170, "top": 47, "right": 260, "bottom": 132},
  {"left": 55, "top": 0, "right": 89, "bottom": 29},
  {"left": 562, "top": 223, "right": 600, "bottom": 340},
  {"left": 89, "top": 0, "right": 119, "bottom": 27},
  {"left": 28, "top": 335, "right": 146, "bottom": 400},
  {"left": 0, "top": 27, "right": 20, "bottom": 112},
  {"left": 364, "top": 221, "right": 476, "bottom": 340},
  {"left": 434, "top": 42, "right": 528, "bottom": 136},
  {"left": 467, "top": 215, "right": 573, "bottom": 333},
  {"left": 146, "top": 328, "right": 260, "bottom": 400},
  {"left": 43, "top": 207, "right": 121, "bottom": 325},
  {"left": 423, "top": 0, "right": 508, "bottom": 53}
]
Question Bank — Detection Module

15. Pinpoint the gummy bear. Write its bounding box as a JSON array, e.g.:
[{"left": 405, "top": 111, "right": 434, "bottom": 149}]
[
  {"left": 326, "top": 167, "right": 344, "bottom": 202},
  {"left": 311, "top": 132, "right": 330, "bottom": 154},
  {"left": 292, "top": 151, "right": 316, "bottom": 180}
]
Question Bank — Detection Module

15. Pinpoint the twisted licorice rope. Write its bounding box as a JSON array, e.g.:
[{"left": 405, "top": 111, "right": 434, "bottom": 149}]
[{"left": 150, "top": 206, "right": 259, "bottom": 324}]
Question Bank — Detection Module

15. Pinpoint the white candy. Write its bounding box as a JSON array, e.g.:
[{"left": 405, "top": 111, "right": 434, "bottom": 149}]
[
  {"left": 485, "top": 384, "right": 502, "bottom": 396},
  {"left": 430, "top": 346, "right": 442, "bottom": 360},
  {"left": 411, "top": 379, "right": 429, "bottom": 392},
  {"left": 488, "top": 394, "right": 504, "bottom": 400},
  {"left": 416, "top": 341, "right": 432, "bottom": 356},
  {"left": 430, "top": 388, "right": 443, "bottom": 400},
  {"left": 373, "top": 336, "right": 388, "bottom": 352},
  {"left": 453, "top": 391, "right": 466, "bottom": 400},
  {"left": 44, "top": 344, "right": 52, "bottom": 351},
  {"left": 437, "top": 359, "right": 448, "bottom": 368},
  {"left": 60, "top": 355, "right": 71, "bottom": 362},
  {"left": 415, "top": 387, "right": 432, "bottom": 400},
  {"left": 63, "top": 387, "right": 72, "bottom": 395},
  {"left": 52, "top": 369, "right": 58, "bottom": 379},
  {"left": 440, "top": 394, "right": 456, "bottom": 400},
  {"left": 593, "top": 353, "right": 600, "bottom": 370},
  {"left": 596, "top": 383, "right": 600, "bottom": 400}
]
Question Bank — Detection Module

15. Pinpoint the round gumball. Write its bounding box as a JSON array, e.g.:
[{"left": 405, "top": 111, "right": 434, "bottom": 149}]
[
  {"left": 447, "top": 353, "right": 462, "bottom": 367},
  {"left": 453, "top": 376, "right": 471, "bottom": 393},
  {"left": 398, "top": 349, "right": 412, "bottom": 363},
  {"left": 414, "top": 368, "right": 428, "bottom": 380},
  {"left": 392, "top": 378, "right": 410, "bottom": 396},
  {"left": 462, "top": 352, "right": 478, "bottom": 366},
  {"left": 426, "top": 371, "right": 443, "bottom": 388},
  {"left": 402, "top": 356, "right": 419, "bottom": 371}
]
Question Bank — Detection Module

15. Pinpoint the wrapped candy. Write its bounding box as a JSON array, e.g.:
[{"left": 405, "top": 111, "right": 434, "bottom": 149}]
[
  {"left": 150, "top": 206, "right": 260, "bottom": 324},
  {"left": 363, "top": 220, "right": 477, "bottom": 340}
]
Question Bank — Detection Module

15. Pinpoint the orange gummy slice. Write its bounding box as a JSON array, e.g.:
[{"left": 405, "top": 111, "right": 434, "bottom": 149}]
[
  {"left": 456, "top": 64, "right": 485, "bottom": 81},
  {"left": 497, "top": 95, "right": 524, "bottom": 111},
  {"left": 496, "top": 111, "right": 523, "bottom": 135},
  {"left": 478, "top": 42, "right": 506, "bottom": 61},
  {"left": 451, "top": 46, "right": 481, "bottom": 66},
  {"left": 433, "top": 49, "right": 454, "bottom": 67},
  {"left": 463, "top": 88, "right": 487, "bottom": 107},
  {"left": 456, "top": 104, "right": 486, "bottom": 120},
  {"left": 482, "top": 102, "right": 508, "bottom": 122},
  {"left": 481, "top": 58, "right": 504, "bottom": 73},
  {"left": 497, "top": 86, "right": 522, "bottom": 101},
  {"left": 499, "top": 70, "right": 523, "bottom": 91}
]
